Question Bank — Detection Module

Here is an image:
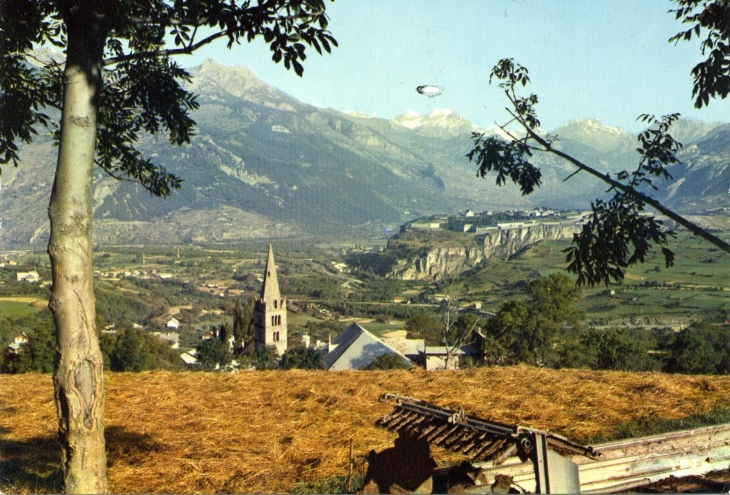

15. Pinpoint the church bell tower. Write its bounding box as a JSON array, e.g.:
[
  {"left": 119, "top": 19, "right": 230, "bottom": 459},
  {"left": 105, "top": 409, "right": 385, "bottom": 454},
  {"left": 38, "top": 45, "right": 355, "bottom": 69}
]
[{"left": 253, "top": 243, "right": 287, "bottom": 355}]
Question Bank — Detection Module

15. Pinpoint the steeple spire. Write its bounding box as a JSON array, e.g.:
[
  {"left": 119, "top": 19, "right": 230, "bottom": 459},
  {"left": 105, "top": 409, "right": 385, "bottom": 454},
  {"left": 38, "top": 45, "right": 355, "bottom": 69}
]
[
  {"left": 260, "top": 242, "right": 281, "bottom": 303},
  {"left": 254, "top": 242, "right": 287, "bottom": 355}
]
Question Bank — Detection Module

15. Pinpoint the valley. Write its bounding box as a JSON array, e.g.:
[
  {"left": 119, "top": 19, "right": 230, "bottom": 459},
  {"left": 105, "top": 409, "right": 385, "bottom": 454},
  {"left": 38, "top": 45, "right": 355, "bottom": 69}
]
[{"left": 1, "top": 223, "right": 727, "bottom": 358}]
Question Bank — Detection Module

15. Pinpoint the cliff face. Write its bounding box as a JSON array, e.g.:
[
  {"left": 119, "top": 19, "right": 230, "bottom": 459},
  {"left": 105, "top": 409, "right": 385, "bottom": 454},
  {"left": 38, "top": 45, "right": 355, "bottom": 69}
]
[
  {"left": 481, "top": 223, "right": 581, "bottom": 259},
  {"left": 388, "top": 245, "right": 485, "bottom": 280},
  {"left": 387, "top": 223, "right": 581, "bottom": 280}
]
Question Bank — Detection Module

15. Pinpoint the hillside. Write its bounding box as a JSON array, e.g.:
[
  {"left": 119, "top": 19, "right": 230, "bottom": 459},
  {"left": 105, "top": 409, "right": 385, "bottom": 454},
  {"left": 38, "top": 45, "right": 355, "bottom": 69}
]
[
  {"left": 1, "top": 59, "right": 728, "bottom": 247},
  {"left": 2, "top": 368, "right": 730, "bottom": 493}
]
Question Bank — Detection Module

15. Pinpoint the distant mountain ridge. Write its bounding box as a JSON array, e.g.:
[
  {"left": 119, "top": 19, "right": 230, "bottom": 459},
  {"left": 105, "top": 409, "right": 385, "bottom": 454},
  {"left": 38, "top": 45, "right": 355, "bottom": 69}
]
[{"left": 1, "top": 59, "right": 727, "bottom": 247}]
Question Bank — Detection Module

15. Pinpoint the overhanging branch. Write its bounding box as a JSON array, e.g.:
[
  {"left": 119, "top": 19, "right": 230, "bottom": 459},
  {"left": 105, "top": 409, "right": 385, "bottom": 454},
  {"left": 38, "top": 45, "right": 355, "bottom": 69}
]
[
  {"left": 520, "top": 119, "right": 730, "bottom": 254},
  {"left": 103, "top": 30, "right": 229, "bottom": 65}
]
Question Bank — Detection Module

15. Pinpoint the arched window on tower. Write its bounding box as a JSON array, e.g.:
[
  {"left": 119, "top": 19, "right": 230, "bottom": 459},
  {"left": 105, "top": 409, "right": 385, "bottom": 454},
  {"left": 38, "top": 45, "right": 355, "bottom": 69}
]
[{"left": 274, "top": 300, "right": 277, "bottom": 309}]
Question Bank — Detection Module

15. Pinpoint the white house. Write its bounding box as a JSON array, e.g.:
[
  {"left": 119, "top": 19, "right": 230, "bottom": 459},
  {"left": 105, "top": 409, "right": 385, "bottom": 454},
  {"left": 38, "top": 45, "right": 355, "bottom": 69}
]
[
  {"left": 16, "top": 271, "right": 40, "bottom": 283},
  {"left": 7, "top": 333, "right": 28, "bottom": 353},
  {"left": 166, "top": 317, "right": 180, "bottom": 329},
  {"left": 180, "top": 351, "right": 198, "bottom": 366},
  {"left": 324, "top": 323, "right": 412, "bottom": 371}
]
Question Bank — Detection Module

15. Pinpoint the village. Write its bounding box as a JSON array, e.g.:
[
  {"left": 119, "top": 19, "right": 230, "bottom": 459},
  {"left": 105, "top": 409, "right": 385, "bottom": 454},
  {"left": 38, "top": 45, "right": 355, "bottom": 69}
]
[{"left": 3, "top": 242, "right": 488, "bottom": 372}]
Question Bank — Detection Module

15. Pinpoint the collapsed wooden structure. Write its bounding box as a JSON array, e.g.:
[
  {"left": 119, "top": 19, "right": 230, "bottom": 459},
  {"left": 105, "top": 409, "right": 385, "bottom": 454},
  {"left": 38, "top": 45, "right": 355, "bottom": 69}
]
[{"left": 364, "top": 394, "right": 730, "bottom": 494}]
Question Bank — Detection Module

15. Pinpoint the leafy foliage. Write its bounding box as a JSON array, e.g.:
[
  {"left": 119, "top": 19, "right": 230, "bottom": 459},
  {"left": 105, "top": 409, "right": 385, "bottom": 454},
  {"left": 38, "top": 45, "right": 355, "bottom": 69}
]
[
  {"left": 244, "top": 345, "right": 280, "bottom": 370},
  {"left": 670, "top": 0, "right": 730, "bottom": 108},
  {"left": 280, "top": 346, "right": 324, "bottom": 370},
  {"left": 0, "top": 0, "right": 338, "bottom": 195},
  {"left": 665, "top": 322, "right": 730, "bottom": 375},
  {"left": 106, "top": 327, "right": 183, "bottom": 372},
  {"left": 485, "top": 273, "right": 583, "bottom": 365},
  {"left": 196, "top": 337, "right": 232, "bottom": 371},
  {"left": 580, "top": 327, "right": 648, "bottom": 371},
  {"left": 360, "top": 352, "right": 410, "bottom": 370},
  {"left": 467, "top": 59, "right": 728, "bottom": 285},
  {"left": 405, "top": 313, "right": 442, "bottom": 346},
  {"left": 0, "top": 317, "right": 55, "bottom": 373}
]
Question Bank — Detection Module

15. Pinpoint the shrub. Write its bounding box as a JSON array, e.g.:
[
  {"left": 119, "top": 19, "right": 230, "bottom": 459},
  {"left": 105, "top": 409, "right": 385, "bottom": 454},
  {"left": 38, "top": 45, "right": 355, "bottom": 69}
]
[{"left": 360, "top": 353, "right": 411, "bottom": 370}]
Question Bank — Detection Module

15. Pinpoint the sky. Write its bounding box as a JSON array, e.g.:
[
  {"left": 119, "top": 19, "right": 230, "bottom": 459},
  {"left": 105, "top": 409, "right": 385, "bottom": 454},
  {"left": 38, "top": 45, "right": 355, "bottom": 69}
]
[{"left": 175, "top": 0, "right": 729, "bottom": 133}]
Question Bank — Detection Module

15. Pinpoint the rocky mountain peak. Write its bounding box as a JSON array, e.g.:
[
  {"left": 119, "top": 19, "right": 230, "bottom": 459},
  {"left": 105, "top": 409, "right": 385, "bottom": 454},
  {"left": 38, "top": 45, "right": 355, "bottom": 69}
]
[
  {"left": 189, "top": 59, "right": 278, "bottom": 101},
  {"left": 554, "top": 118, "right": 635, "bottom": 153}
]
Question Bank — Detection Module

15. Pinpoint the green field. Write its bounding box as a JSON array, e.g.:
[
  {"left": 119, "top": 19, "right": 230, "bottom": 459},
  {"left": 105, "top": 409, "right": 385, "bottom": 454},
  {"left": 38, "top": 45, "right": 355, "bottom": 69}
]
[
  {"left": 0, "top": 299, "right": 45, "bottom": 317},
  {"left": 449, "top": 231, "right": 730, "bottom": 324}
]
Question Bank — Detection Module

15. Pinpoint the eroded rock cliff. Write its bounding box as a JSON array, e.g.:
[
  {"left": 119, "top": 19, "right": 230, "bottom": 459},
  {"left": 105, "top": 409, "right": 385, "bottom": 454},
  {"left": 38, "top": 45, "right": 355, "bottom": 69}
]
[{"left": 386, "top": 223, "right": 581, "bottom": 280}]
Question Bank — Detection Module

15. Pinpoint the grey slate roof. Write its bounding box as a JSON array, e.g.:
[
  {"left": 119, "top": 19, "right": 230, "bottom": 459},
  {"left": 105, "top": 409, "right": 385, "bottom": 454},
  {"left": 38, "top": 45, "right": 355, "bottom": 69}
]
[{"left": 324, "top": 323, "right": 412, "bottom": 371}]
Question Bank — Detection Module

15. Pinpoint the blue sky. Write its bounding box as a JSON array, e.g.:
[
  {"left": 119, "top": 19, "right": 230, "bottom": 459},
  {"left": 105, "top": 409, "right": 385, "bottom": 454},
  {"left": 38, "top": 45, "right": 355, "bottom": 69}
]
[{"left": 176, "top": 0, "right": 728, "bottom": 133}]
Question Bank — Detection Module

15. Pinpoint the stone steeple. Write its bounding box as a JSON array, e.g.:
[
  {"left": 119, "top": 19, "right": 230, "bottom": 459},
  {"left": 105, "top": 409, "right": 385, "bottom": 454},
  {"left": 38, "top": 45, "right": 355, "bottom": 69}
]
[
  {"left": 253, "top": 243, "right": 287, "bottom": 355},
  {"left": 260, "top": 242, "right": 281, "bottom": 304}
]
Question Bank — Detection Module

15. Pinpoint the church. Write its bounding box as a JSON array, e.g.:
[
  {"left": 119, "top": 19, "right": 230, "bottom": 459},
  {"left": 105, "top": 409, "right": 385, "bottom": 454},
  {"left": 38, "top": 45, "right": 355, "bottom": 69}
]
[{"left": 253, "top": 243, "right": 288, "bottom": 355}]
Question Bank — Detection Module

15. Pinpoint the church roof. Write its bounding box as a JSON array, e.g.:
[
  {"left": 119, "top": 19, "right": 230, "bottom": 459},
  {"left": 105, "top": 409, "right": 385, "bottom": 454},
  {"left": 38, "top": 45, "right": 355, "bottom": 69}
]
[
  {"left": 324, "top": 323, "right": 412, "bottom": 371},
  {"left": 260, "top": 242, "right": 281, "bottom": 303}
]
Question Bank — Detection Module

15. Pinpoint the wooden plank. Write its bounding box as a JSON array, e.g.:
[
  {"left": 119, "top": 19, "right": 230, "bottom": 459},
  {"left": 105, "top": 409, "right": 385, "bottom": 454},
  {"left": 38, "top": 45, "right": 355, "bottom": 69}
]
[{"left": 473, "top": 424, "right": 730, "bottom": 493}]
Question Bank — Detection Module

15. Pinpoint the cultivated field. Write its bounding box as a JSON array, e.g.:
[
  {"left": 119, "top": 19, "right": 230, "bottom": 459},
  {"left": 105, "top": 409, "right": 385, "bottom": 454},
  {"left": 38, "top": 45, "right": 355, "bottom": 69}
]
[{"left": 2, "top": 367, "right": 730, "bottom": 493}]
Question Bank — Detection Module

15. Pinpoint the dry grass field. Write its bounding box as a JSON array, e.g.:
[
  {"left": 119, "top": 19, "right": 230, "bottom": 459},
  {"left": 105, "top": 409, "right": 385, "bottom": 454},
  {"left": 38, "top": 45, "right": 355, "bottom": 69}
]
[{"left": 2, "top": 367, "right": 730, "bottom": 493}]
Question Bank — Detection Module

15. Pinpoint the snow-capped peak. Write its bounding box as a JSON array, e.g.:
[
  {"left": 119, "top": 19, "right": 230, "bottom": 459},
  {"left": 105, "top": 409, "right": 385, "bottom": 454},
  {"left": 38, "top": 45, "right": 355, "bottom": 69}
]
[
  {"left": 430, "top": 108, "right": 454, "bottom": 117},
  {"left": 559, "top": 118, "right": 627, "bottom": 136},
  {"left": 391, "top": 108, "right": 467, "bottom": 131}
]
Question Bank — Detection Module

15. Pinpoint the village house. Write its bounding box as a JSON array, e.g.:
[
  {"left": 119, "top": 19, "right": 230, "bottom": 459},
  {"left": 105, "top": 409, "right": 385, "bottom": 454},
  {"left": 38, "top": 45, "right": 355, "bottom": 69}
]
[
  {"left": 421, "top": 345, "right": 481, "bottom": 371},
  {"left": 421, "top": 330, "right": 485, "bottom": 371},
  {"left": 324, "top": 323, "right": 412, "bottom": 371},
  {"left": 16, "top": 271, "right": 40, "bottom": 283},
  {"left": 151, "top": 332, "right": 180, "bottom": 349},
  {"left": 7, "top": 334, "right": 28, "bottom": 353},
  {"left": 166, "top": 317, "right": 180, "bottom": 329}
]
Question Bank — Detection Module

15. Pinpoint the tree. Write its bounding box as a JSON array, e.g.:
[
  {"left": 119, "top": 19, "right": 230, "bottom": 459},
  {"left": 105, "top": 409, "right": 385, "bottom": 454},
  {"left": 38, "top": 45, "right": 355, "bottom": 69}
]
[
  {"left": 1, "top": 2, "right": 336, "bottom": 491},
  {"left": 233, "top": 297, "right": 245, "bottom": 354},
  {"left": 280, "top": 346, "right": 324, "bottom": 369},
  {"left": 218, "top": 321, "right": 232, "bottom": 347},
  {"left": 233, "top": 295, "right": 255, "bottom": 354},
  {"left": 437, "top": 296, "right": 484, "bottom": 370},
  {"left": 467, "top": 58, "right": 730, "bottom": 287},
  {"left": 196, "top": 337, "right": 232, "bottom": 371},
  {"left": 665, "top": 322, "right": 730, "bottom": 375},
  {"left": 1, "top": 319, "right": 55, "bottom": 373},
  {"left": 405, "top": 313, "right": 442, "bottom": 346},
  {"left": 106, "top": 327, "right": 182, "bottom": 372},
  {"left": 669, "top": 1, "right": 730, "bottom": 108},
  {"left": 486, "top": 274, "right": 583, "bottom": 366},
  {"left": 580, "top": 327, "right": 647, "bottom": 371},
  {"left": 247, "top": 345, "right": 280, "bottom": 370},
  {"left": 360, "top": 352, "right": 411, "bottom": 370},
  {"left": 110, "top": 327, "right": 153, "bottom": 372}
]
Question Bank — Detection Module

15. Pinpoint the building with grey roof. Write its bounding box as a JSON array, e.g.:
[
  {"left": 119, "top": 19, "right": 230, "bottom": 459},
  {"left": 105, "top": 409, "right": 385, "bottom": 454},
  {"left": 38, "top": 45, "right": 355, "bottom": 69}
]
[{"left": 324, "top": 323, "right": 412, "bottom": 371}]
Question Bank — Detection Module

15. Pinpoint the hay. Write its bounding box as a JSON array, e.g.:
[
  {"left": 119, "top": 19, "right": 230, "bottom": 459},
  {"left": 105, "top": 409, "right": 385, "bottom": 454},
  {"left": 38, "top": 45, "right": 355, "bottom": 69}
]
[{"left": 2, "top": 367, "right": 730, "bottom": 493}]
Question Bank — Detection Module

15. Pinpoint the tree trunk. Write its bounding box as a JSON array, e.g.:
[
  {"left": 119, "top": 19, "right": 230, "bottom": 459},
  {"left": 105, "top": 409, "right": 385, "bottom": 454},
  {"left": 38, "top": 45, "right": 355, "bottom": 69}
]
[{"left": 48, "top": 7, "right": 108, "bottom": 493}]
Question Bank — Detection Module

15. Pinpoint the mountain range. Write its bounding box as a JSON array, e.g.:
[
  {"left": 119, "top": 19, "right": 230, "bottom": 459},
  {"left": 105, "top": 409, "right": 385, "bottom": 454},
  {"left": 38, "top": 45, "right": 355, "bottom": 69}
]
[{"left": 1, "top": 59, "right": 728, "bottom": 247}]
